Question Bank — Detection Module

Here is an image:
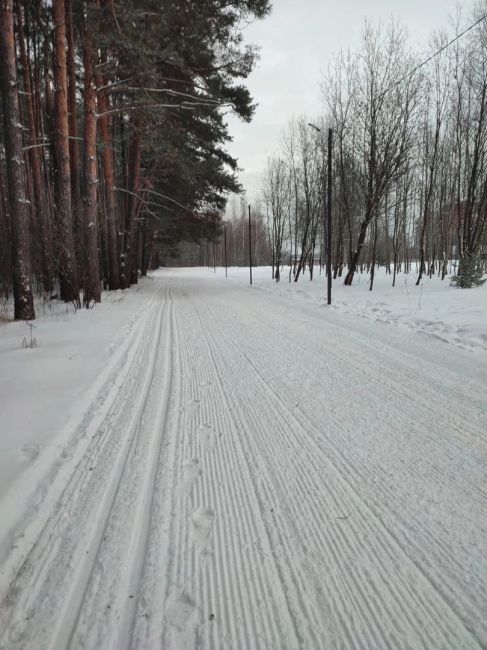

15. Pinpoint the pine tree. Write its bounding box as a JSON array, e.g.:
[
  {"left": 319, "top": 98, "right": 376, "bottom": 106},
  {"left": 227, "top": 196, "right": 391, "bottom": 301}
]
[
  {"left": 52, "top": 0, "right": 80, "bottom": 305},
  {"left": 0, "top": 0, "right": 35, "bottom": 320},
  {"left": 451, "top": 254, "right": 486, "bottom": 288}
]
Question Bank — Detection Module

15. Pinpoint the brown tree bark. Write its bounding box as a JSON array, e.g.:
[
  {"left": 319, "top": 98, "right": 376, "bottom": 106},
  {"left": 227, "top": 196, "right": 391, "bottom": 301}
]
[
  {"left": 0, "top": 0, "right": 35, "bottom": 319},
  {"left": 82, "top": 2, "right": 101, "bottom": 305},
  {"left": 65, "top": 0, "right": 83, "bottom": 269},
  {"left": 96, "top": 69, "right": 120, "bottom": 289},
  {"left": 125, "top": 115, "right": 142, "bottom": 287},
  {"left": 15, "top": 2, "right": 54, "bottom": 293},
  {"left": 52, "top": 0, "right": 80, "bottom": 304},
  {"left": 0, "top": 163, "right": 12, "bottom": 297}
]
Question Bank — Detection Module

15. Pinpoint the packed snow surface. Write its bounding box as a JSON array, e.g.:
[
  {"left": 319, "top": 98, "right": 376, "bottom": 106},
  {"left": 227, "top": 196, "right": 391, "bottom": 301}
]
[{"left": 0, "top": 267, "right": 486, "bottom": 649}]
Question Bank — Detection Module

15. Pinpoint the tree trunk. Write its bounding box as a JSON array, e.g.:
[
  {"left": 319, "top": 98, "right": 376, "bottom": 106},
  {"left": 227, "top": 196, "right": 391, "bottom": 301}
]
[
  {"left": 0, "top": 166, "right": 11, "bottom": 296},
  {"left": 369, "top": 212, "right": 378, "bottom": 291},
  {"left": 82, "top": 3, "right": 100, "bottom": 306},
  {"left": 65, "top": 0, "right": 83, "bottom": 270},
  {"left": 96, "top": 69, "right": 120, "bottom": 289},
  {"left": 344, "top": 207, "right": 372, "bottom": 285},
  {"left": 126, "top": 115, "right": 142, "bottom": 286},
  {"left": 0, "top": 0, "right": 35, "bottom": 319},
  {"left": 53, "top": 0, "right": 80, "bottom": 304},
  {"left": 141, "top": 217, "right": 148, "bottom": 276},
  {"left": 15, "top": 2, "right": 54, "bottom": 293}
]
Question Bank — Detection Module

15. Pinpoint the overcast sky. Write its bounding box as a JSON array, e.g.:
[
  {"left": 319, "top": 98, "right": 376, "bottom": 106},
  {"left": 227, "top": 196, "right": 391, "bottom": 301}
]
[{"left": 225, "top": 0, "right": 470, "bottom": 207}]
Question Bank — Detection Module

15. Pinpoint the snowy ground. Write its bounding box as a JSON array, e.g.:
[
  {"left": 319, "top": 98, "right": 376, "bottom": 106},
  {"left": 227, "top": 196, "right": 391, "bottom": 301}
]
[
  {"left": 227, "top": 264, "right": 487, "bottom": 352},
  {"left": 0, "top": 267, "right": 486, "bottom": 649}
]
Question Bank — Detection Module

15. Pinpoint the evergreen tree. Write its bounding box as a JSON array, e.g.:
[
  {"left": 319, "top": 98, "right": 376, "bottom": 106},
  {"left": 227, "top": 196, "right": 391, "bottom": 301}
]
[{"left": 451, "top": 254, "right": 486, "bottom": 288}]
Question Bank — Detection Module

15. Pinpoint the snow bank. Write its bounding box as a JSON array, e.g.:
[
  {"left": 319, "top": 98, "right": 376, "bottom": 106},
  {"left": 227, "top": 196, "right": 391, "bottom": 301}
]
[
  {"left": 0, "top": 282, "right": 153, "bottom": 503},
  {"left": 223, "top": 264, "right": 487, "bottom": 353}
]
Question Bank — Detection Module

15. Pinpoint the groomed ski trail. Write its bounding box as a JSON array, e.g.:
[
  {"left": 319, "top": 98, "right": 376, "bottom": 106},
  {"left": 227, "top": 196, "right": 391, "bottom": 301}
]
[{"left": 1, "top": 269, "right": 486, "bottom": 650}]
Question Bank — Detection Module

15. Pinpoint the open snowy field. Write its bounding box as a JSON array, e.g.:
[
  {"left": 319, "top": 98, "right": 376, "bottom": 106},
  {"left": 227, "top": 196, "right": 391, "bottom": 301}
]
[{"left": 0, "top": 267, "right": 486, "bottom": 649}]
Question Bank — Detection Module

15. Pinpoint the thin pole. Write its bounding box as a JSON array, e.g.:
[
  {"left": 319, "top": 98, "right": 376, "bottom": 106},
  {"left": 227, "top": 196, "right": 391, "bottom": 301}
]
[
  {"left": 224, "top": 223, "right": 227, "bottom": 278},
  {"left": 248, "top": 204, "right": 253, "bottom": 286},
  {"left": 327, "top": 128, "right": 333, "bottom": 305}
]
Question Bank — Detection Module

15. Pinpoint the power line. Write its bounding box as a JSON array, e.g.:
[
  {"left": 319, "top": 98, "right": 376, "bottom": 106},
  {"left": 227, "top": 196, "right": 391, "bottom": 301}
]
[
  {"left": 328, "top": 11, "right": 487, "bottom": 132},
  {"left": 382, "top": 11, "right": 487, "bottom": 99}
]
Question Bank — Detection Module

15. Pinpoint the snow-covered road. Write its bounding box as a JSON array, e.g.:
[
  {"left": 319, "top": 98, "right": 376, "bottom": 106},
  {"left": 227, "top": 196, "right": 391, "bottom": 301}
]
[{"left": 1, "top": 269, "right": 487, "bottom": 649}]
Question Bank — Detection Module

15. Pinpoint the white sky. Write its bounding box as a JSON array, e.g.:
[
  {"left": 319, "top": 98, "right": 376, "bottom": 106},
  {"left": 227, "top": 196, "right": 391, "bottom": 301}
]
[{"left": 225, "top": 0, "right": 471, "bottom": 206}]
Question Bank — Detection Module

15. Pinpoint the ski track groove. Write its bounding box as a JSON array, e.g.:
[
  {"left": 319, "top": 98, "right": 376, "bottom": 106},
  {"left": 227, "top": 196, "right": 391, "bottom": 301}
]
[
  {"left": 68, "top": 287, "right": 175, "bottom": 649},
  {"left": 129, "top": 296, "right": 184, "bottom": 649},
  {"left": 0, "top": 289, "right": 157, "bottom": 589},
  {"left": 0, "top": 283, "right": 170, "bottom": 649}
]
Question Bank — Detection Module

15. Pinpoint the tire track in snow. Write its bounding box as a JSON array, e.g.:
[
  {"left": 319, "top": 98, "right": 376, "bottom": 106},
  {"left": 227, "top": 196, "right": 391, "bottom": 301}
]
[{"left": 0, "top": 283, "right": 171, "bottom": 649}]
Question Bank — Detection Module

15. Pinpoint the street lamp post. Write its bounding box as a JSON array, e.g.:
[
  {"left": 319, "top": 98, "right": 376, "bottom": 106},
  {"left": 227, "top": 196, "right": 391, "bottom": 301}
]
[
  {"left": 326, "top": 127, "right": 332, "bottom": 305},
  {"left": 248, "top": 204, "right": 253, "bottom": 286},
  {"left": 308, "top": 123, "right": 332, "bottom": 305},
  {"left": 224, "top": 222, "right": 228, "bottom": 278}
]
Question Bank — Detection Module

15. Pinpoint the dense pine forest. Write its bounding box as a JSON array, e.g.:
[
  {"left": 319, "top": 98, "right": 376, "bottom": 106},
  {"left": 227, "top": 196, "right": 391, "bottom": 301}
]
[{"left": 0, "top": 0, "right": 270, "bottom": 319}]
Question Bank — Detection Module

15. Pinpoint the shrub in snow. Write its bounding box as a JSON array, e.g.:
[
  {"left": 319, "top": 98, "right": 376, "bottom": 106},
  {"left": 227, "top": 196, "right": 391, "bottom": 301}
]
[
  {"left": 21, "top": 321, "right": 38, "bottom": 348},
  {"left": 450, "top": 254, "right": 486, "bottom": 288}
]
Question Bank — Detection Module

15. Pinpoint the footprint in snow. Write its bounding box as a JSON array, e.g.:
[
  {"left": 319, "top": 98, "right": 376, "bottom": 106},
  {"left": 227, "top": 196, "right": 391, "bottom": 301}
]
[
  {"left": 177, "top": 458, "right": 201, "bottom": 499},
  {"left": 185, "top": 399, "right": 201, "bottom": 422},
  {"left": 166, "top": 592, "right": 197, "bottom": 631},
  {"left": 191, "top": 507, "right": 215, "bottom": 551},
  {"left": 165, "top": 591, "right": 198, "bottom": 650},
  {"left": 198, "top": 424, "right": 217, "bottom": 451}
]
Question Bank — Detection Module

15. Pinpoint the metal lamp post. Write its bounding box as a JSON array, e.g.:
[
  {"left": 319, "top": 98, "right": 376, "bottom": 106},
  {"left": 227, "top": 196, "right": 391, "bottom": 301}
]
[
  {"left": 223, "top": 222, "right": 228, "bottom": 278},
  {"left": 308, "top": 123, "right": 332, "bottom": 305},
  {"left": 248, "top": 204, "right": 253, "bottom": 286}
]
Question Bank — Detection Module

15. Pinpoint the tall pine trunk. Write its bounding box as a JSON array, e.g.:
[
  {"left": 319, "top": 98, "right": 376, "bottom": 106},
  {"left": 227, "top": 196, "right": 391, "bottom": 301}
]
[
  {"left": 0, "top": 166, "right": 11, "bottom": 296},
  {"left": 0, "top": 0, "right": 35, "bottom": 319},
  {"left": 16, "top": 3, "right": 54, "bottom": 293},
  {"left": 53, "top": 0, "right": 80, "bottom": 304},
  {"left": 65, "top": 0, "right": 83, "bottom": 271},
  {"left": 82, "top": 3, "right": 101, "bottom": 305},
  {"left": 96, "top": 69, "right": 120, "bottom": 289},
  {"left": 125, "top": 115, "right": 142, "bottom": 287}
]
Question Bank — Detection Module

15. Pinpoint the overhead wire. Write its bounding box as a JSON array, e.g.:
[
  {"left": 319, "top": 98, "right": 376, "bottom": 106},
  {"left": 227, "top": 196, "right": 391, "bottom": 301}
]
[{"left": 324, "top": 11, "right": 487, "bottom": 132}]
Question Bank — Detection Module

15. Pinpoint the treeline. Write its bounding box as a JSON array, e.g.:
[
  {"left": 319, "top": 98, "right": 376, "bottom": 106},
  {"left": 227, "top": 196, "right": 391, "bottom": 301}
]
[
  {"left": 0, "top": 0, "right": 270, "bottom": 319},
  {"left": 176, "top": 196, "right": 271, "bottom": 267},
  {"left": 263, "top": 8, "right": 487, "bottom": 288}
]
